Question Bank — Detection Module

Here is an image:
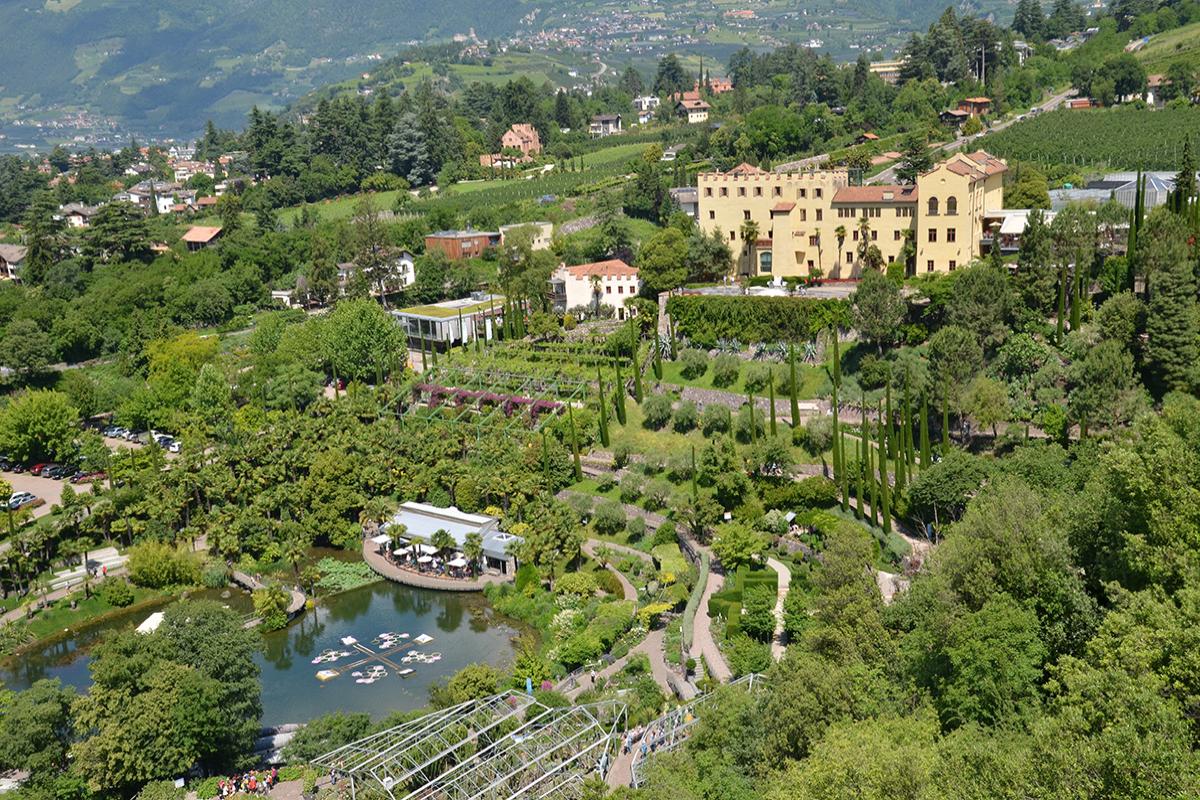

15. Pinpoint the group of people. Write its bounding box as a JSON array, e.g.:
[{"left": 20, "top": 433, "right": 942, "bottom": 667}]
[
  {"left": 625, "top": 709, "right": 695, "bottom": 760},
  {"left": 217, "top": 768, "right": 279, "bottom": 797}
]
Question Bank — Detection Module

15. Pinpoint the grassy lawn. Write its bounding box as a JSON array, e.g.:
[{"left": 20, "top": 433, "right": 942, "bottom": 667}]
[
  {"left": 1137, "top": 20, "right": 1200, "bottom": 71},
  {"left": 278, "top": 189, "right": 407, "bottom": 227},
  {"left": 20, "top": 586, "right": 170, "bottom": 641}
]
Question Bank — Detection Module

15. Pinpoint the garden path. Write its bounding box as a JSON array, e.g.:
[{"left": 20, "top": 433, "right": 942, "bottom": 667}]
[
  {"left": 582, "top": 539, "right": 639, "bottom": 602},
  {"left": 0, "top": 566, "right": 128, "bottom": 627},
  {"left": 689, "top": 567, "right": 733, "bottom": 684},
  {"left": 764, "top": 556, "right": 791, "bottom": 661},
  {"left": 562, "top": 628, "right": 672, "bottom": 702}
]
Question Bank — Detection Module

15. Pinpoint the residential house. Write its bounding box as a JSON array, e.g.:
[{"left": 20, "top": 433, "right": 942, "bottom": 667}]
[
  {"left": 590, "top": 114, "right": 623, "bottom": 137},
  {"left": 58, "top": 202, "right": 102, "bottom": 228},
  {"left": 957, "top": 97, "right": 992, "bottom": 116},
  {"left": 181, "top": 226, "right": 223, "bottom": 251},
  {"left": 424, "top": 229, "right": 501, "bottom": 260},
  {"left": 499, "top": 221, "right": 553, "bottom": 250},
  {"left": 669, "top": 187, "right": 699, "bottom": 220},
  {"left": 391, "top": 293, "right": 506, "bottom": 351},
  {"left": 633, "top": 95, "right": 661, "bottom": 124},
  {"left": 855, "top": 132, "right": 880, "bottom": 145},
  {"left": 500, "top": 123, "right": 543, "bottom": 156},
  {"left": 661, "top": 144, "right": 687, "bottom": 162},
  {"left": 676, "top": 97, "right": 711, "bottom": 124},
  {"left": 172, "top": 160, "right": 215, "bottom": 183},
  {"left": 707, "top": 76, "right": 734, "bottom": 94},
  {"left": 549, "top": 259, "right": 641, "bottom": 319},
  {"left": 334, "top": 250, "right": 416, "bottom": 296},
  {"left": 0, "top": 244, "right": 27, "bottom": 280},
  {"left": 940, "top": 109, "right": 971, "bottom": 126}
]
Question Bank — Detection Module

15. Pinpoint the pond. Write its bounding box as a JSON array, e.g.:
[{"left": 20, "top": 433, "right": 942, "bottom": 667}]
[{"left": 0, "top": 580, "right": 521, "bottom": 726}]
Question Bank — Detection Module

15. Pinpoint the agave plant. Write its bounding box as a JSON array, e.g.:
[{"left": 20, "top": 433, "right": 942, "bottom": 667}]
[
  {"left": 803, "top": 340, "right": 819, "bottom": 364},
  {"left": 716, "top": 338, "right": 742, "bottom": 355}
]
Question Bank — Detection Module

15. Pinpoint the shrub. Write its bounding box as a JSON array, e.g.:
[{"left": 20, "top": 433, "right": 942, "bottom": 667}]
[
  {"left": 665, "top": 295, "right": 850, "bottom": 345},
  {"left": 743, "top": 363, "right": 773, "bottom": 393},
  {"left": 555, "top": 573, "right": 598, "bottom": 598},
  {"left": 612, "top": 442, "right": 633, "bottom": 468},
  {"left": 666, "top": 452, "right": 693, "bottom": 482},
  {"left": 711, "top": 354, "right": 741, "bottom": 388},
  {"left": 595, "top": 472, "right": 616, "bottom": 493},
  {"left": 201, "top": 561, "right": 229, "bottom": 589},
  {"left": 760, "top": 476, "right": 839, "bottom": 511},
  {"left": 701, "top": 404, "right": 732, "bottom": 436},
  {"left": 192, "top": 778, "right": 220, "bottom": 800},
  {"left": 734, "top": 404, "right": 764, "bottom": 443},
  {"left": 725, "top": 633, "right": 772, "bottom": 676},
  {"left": 126, "top": 542, "right": 200, "bottom": 588},
  {"left": 254, "top": 586, "right": 291, "bottom": 631},
  {"left": 136, "top": 781, "right": 183, "bottom": 800},
  {"left": 619, "top": 472, "right": 644, "bottom": 503},
  {"left": 643, "top": 478, "right": 672, "bottom": 511},
  {"left": 566, "top": 492, "right": 593, "bottom": 522},
  {"left": 283, "top": 712, "right": 373, "bottom": 762},
  {"left": 100, "top": 578, "right": 134, "bottom": 608},
  {"left": 740, "top": 584, "right": 778, "bottom": 642},
  {"left": 652, "top": 520, "right": 678, "bottom": 547},
  {"left": 593, "top": 568, "right": 624, "bottom": 597},
  {"left": 642, "top": 394, "right": 674, "bottom": 429},
  {"left": 858, "top": 352, "right": 892, "bottom": 389},
  {"left": 514, "top": 563, "right": 541, "bottom": 592},
  {"left": 679, "top": 348, "right": 709, "bottom": 379},
  {"left": 672, "top": 400, "right": 698, "bottom": 433},
  {"left": 626, "top": 516, "right": 647, "bottom": 540},
  {"left": 594, "top": 500, "right": 627, "bottom": 535}
]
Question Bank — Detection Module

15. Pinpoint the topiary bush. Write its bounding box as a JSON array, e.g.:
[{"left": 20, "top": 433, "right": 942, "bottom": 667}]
[
  {"left": 679, "top": 348, "right": 709, "bottom": 380},
  {"left": 711, "top": 353, "right": 741, "bottom": 388},
  {"left": 642, "top": 394, "right": 674, "bottom": 429}
]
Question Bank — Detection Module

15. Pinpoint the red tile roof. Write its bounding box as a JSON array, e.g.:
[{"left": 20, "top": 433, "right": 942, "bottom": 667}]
[
  {"left": 182, "top": 225, "right": 222, "bottom": 243},
  {"left": 727, "top": 162, "right": 765, "bottom": 175},
  {"left": 565, "top": 259, "right": 638, "bottom": 278},
  {"left": 771, "top": 201, "right": 796, "bottom": 212},
  {"left": 832, "top": 185, "right": 917, "bottom": 204}
]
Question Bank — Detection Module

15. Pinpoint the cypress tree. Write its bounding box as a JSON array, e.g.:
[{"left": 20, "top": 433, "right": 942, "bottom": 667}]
[
  {"left": 690, "top": 444, "right": 698, "bottom": 500},
  {"left": 1070, "top": 267, "right": 1083, "bottom": 331},
  {"left": 920, "top": 395, "right": 931, "bottom": 467},
  {"left": 568, "top": 403, "right": 583, "bottom": 482},
  {"left": 653, "top": 336, "right": 664, "bottom": 379},
  {"left": 789, "top": 342, "right": 800, "bottom": 423},
  {"left": 596, "top": 366, "right": 610, "bottom": 447},
  {"left": 668, "top": 315, "right": 678, "bottom": 359},
  {"left": 1056, "top": 263, "right": 1066, "bottom": 343},
  {"left": 613, "top": 362, "right": 627, "bottom": 425},
  {"left": 768, "top": 374, "right": 777, "bottom": 436},
  {"left": 831, "top": 328, "right": 841, "bottom": 387},
  {"left": 541, "top": 429, "right": 552, "bottom": 486},
  {"left": 941, "top": 385, "right": 951, "bottom": 454},
  {"left": 458, "top": 308, "right": 467, "bottom": 352},
  {"left": 633, "top": 352, "right": 644, "bottom": 404},
  {"left": 878, "top": 401, "right": 891, "bottom": 535},
  {"left": 893, "top": 387, "right": 906, "bottom": 495},
  {"left": 857, "top": 397, "right": 867, "bottom": 520},
  {"left": 431, "top": 338, "right": 439, "bottom": 367},
  {"left": 868, "top": 419, "right": 878, "bottom": 528},
  {"left": 832, "top": 380, "right": 846, "bottom": 511},
  {"left": 747, "top": 389, "right": 757, "bottom": 443}
]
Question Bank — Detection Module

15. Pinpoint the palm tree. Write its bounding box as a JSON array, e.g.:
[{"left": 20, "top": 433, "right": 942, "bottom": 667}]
[
  {"left": 463, "top": 531, "right": 484, "bottom": 576},
  {"left": 834, "top": 225, "right": 847, "bottom": 276},
  {"left": 431, "top": 529, "right": 456, "bottom": 559},
  {"left": 0, "top": 478, "right": 14, "bottom": 538},
  {"left": 739, "top": 220, "right": 760, "bottom": 275},
  {"left": 281, "top": 523, "right": 310, "bottom": 580},
  {"left": 589, "top": 274, "right": 602, "bottom": 316},
  {"left": 857, "top": 216, "right": 872, "bottom": 266}
]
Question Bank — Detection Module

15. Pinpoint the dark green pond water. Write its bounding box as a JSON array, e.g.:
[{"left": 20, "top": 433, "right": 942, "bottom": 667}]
[{"left": 0, "top": 581, "right": 520, "bottom": 725}]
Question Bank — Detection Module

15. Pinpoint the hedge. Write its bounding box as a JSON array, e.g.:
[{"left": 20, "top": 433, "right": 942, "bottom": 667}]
[{"left": 666, "top": 295, "right": 851, "bottom": 346}]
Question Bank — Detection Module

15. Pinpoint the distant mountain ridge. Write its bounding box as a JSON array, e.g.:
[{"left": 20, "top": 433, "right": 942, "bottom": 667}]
[{"left": 0, "top": 0, "right": 530, "bottom": 136}]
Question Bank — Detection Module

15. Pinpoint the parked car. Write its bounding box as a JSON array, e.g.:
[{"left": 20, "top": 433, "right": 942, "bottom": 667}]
[
  {"left": 7, "top": 492, "right": 36, "bottom": 510},
  {"left": 30, "top": 463, "right": 49, "bottom": 476},
  {"left": 168, "top": 441, "right": 181, "bottom": 454},
  {"left": 0, "top": 456, "right": 13, "bottom": 471},
  {"left": 46, "top": 465, "right": 73, "bottom": 479},
  {"left": 72, "top": 471, "right": 106, "bottom": 484}
]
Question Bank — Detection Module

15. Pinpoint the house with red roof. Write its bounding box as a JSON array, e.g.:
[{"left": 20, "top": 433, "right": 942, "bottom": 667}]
[{"left": 549, "top": 259, "right": 641, "bottom": 318}]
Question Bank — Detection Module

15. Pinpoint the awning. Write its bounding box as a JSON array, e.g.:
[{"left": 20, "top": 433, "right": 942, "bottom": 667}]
[
  {"left": 417, "top": 555, "right": 433, "bottom": 564},
  {"left": 369, "top": 534, "right": 392, "bottom": 545},
  {"left": 393, "top": 547, "right": 412, "bottom": 556},
  {"left": 418, "top": 544, "right": 439, "bottom": 555},
  {"left": 448, "top": 557, "right": 468, "bottom": 568}
]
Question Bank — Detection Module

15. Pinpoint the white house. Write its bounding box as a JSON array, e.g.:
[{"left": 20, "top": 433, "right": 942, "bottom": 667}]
[
  {"left": 590, "top": 114, "right": 623, "bottom": 137},
  {"left": 676, "top": 98, "right": 711, "bottom": 124},
  {"left": 633, "top": 95, "right": 661, "bottom": 124},
  {"left": 550, "top": 259, "right": 641, "bottom": 319},
  {"left": 335, "top": 250, "right": 416, "bottom": 295}
]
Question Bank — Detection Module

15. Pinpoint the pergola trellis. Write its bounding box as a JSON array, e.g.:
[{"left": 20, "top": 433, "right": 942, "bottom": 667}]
[
  {"left": 629, "top": 673, "right": 764, "bottom": 788},
  {"left": 400, "top": 366, "right": 589, "bottom": 437},
  {"left": 314, "top": 692, "right": 626, "bottom": 800}
]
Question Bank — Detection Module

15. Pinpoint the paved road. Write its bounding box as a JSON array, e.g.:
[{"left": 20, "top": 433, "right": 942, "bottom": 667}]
[
  {"left": 870, "top": 87, "right": 1076, "bottom": 184},
  {"left": 764, "top": 557, "right": 791, "bottom": 661}
]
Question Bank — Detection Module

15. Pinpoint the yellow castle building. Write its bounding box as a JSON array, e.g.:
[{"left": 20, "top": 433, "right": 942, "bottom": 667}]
[{"left": 696, "top": 150, "right": 1008, "bottom": 279}]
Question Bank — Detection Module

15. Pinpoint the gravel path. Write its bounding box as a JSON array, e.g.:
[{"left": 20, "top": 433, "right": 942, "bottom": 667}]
[{"left": 689, "top": 568, "right": 733, "bottom": 684}]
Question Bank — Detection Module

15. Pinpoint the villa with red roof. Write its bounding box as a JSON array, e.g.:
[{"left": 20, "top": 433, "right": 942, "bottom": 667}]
[{"left": 549, "top": 259, "right": 641, "bottom": 319}]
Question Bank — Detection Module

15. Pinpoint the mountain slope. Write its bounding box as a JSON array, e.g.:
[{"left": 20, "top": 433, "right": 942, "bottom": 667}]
[{"left": 0, "top": 0, "right": 530, "bottom": 134}]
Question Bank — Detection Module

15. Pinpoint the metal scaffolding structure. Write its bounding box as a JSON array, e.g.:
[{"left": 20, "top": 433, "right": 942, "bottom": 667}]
[
  {"left": 629, "top": 674, "right": 764, "bottom": 788},
  {"left": 314, "top": 693, "right": 626, "bottom": 800}
]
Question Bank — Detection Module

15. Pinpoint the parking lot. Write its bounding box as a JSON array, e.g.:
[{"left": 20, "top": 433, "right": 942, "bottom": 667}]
[{"left": 3, "top": 470, "right": 97, "bottom": 520}]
